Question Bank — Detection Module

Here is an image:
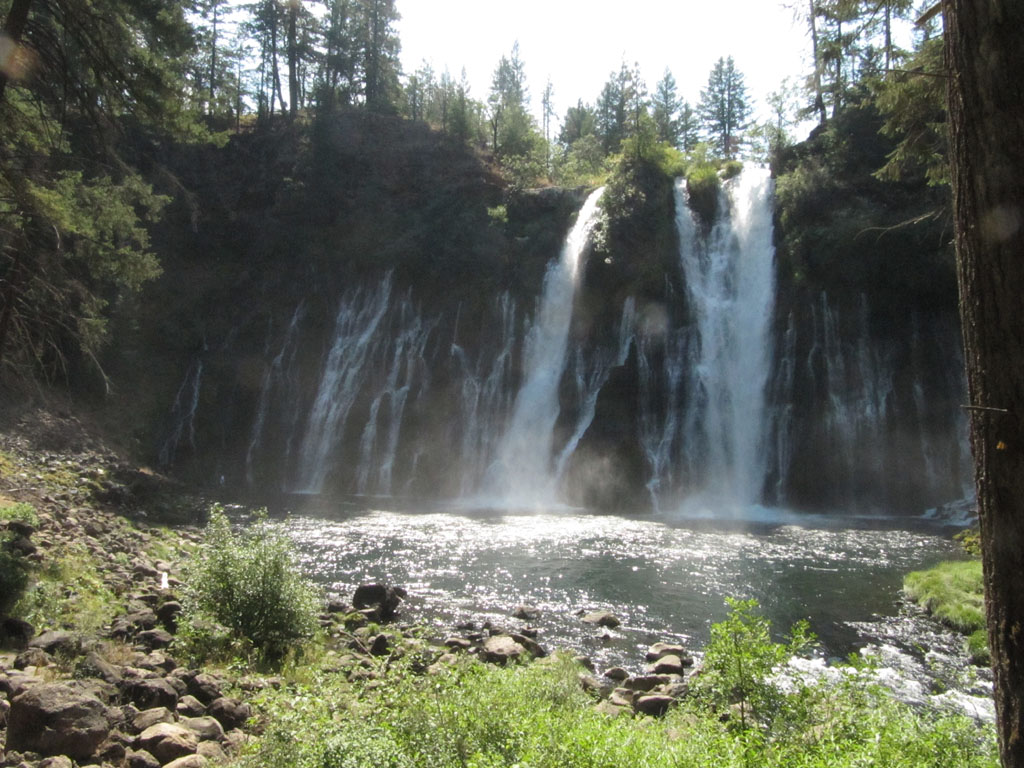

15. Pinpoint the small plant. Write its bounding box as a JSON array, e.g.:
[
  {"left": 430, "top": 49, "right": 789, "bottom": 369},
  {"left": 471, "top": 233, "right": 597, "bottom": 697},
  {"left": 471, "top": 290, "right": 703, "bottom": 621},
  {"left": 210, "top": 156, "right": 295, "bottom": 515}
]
[
  {"left": 721, "top": 159, "right": 744, "bottom": 180},
  {"left": 0, "top": 502, "right": 40, "bottom": 528},
  {"left": 179, "top": 506, "right": 320, "bottom": 662},
  {"left": 695, "top": 597, "right": 814, "bottom": 730}
]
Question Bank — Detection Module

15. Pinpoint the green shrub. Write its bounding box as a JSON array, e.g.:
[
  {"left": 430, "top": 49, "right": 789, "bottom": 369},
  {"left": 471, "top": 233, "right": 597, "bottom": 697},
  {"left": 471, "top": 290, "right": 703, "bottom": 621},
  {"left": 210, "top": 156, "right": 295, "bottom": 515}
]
[
  {"left": 686, "top": 164, "right": 721, "bottom": 226},
  {"left": 694, "top": 597, "right": 814, "bottom": 730},
  {"left": 721, "top": 159, "right": 744, "bottom": 179},
  {"left": 12, "top": 543, "right": 119, "bottom": 633},
  {"left": 180, "top": 506, "right": 320, "bottom": 661},
  {"left": 0, "top": 534, "right": 30, "bottom": 617},
  {"left": 0, "top": 502, "right": 40, "bottom": 527}
]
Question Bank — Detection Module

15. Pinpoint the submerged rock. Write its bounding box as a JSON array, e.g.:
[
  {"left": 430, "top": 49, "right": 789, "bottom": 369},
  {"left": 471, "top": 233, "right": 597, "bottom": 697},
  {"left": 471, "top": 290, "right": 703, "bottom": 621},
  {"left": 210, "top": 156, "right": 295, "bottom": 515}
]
[{"left": 581, "top": 611, "right": 620, "bottom": 628}]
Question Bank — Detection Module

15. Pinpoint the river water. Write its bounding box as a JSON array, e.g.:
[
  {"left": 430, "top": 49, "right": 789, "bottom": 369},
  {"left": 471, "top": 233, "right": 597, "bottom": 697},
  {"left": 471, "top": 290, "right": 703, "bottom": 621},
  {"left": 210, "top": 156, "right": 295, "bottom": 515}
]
[{"left": 275, "top": 497, "right": 991, "bottom": 720}]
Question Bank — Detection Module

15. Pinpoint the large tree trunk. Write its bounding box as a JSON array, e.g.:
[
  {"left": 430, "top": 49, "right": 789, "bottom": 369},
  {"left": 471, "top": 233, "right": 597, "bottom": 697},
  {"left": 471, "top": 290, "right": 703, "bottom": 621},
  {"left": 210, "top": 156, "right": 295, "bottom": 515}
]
[{"left": 944, "top": 2, "right": 1024, "bottom": 766}]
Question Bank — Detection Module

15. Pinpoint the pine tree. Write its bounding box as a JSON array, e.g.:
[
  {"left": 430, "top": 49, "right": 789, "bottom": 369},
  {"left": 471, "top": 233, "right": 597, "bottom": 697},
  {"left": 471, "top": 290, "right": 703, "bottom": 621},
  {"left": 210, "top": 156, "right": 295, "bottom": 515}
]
[
  {"left": 651, "top": 68, "right": 683, "bottom": 147},
  {"left": 697, "top": 56, "right": 753, "bottom": 159}
]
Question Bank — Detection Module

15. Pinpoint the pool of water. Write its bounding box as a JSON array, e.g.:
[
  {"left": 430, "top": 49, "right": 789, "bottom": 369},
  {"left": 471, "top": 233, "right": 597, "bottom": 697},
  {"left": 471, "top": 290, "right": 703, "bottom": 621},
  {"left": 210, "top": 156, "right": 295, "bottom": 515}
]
[{"left": 279, "top": 499, "right": 968, "bottom": 674}]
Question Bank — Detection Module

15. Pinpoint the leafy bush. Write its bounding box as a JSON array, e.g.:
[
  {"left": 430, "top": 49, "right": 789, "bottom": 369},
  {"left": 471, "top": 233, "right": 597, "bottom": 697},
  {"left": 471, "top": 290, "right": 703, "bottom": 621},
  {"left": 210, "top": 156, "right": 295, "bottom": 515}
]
[
  {"left": 694, "top": 597, "right": 813, "bottom": 729},
  {"left": 686, "top": 163, "right": 721, "bottom": 226},
  {"left": 0, "top": 534, "right": 30, "bottom": 617},
  {"left": 0, "top": 502, "right": 40, "bottom": 527},
  {"left": 179, "top": 506, "right": 320, "bottom": 661},
  {"left": 721, "top": 159, "right": 744, "bottom": 179}
]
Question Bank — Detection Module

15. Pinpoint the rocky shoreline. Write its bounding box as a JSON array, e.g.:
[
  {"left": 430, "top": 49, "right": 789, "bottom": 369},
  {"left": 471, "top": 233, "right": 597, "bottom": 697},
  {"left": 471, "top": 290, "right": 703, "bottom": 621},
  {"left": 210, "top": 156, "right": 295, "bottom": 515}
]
[{"left": 0, "top": 408, "right": 710, "bottom": 768}]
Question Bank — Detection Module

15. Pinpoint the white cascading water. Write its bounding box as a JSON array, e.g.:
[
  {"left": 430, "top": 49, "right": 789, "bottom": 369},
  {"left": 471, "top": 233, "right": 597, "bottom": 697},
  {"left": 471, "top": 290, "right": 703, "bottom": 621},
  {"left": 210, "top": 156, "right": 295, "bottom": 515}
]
[
  {"left": 245, "top": 302, "right": 304, "bottom": 486},
  {"left": 452, "top": 293, "right": 518, "bottom": 495},
  {"left": 486, "top": 187, "right": 605, "bottom": 503},
  {"left": 293, "top": 275, "right": 393, "bottom": 493},
  {"left": 676, "top": 169, "right": 777, "bottom": 506},
  {"left": 159, "top": 355, "right": 204, "bottom": 467},
  {"left": 354, "top": 297, "right": 435, "bottom": 496}
]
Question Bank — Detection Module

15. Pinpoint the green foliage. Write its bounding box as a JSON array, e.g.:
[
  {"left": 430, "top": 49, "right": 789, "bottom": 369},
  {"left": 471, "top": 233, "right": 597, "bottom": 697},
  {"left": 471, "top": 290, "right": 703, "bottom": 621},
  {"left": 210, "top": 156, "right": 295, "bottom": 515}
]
[
  {"left": 0, "top": 533, "right": 31, "bottom": 617},
  {"left": 0, "top": 502, "right": 40, "bottom": 528},
  {"left": 685, "top": 163, "right": 721, "bottom": 226},
  {"left": 697, "top": 56, "right": 752, "bottom": 159},
  {"left": 905, "top": 560, "right": 986, "bottom": 635},
  {"left": 179, "top": 506, "right": 320, "bottom": 661},
  {"left": 873, "top": 37, "right": 948, "bottom": 186},
  {"left": 954, "top": 527, "right": 981, "bottom": 557},
  {"left": 721, "top": 160, "right": 744, "bottom": 180},
  {"left": 12, "top": 542, "right": 119, "bottom": 634},
  {"left": 695, "top": 597, "right": 814, "bottom": 730},
  {"left": 239, "top": 645, "right": 997, "bottom": 768}
]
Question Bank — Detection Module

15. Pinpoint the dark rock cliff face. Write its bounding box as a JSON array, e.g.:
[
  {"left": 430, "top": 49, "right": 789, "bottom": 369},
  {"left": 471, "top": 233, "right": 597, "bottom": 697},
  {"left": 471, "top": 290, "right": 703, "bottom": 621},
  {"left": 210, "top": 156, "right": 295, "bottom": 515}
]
[{"left": 110, "top": 110, "right": 969, "bottom": 515}]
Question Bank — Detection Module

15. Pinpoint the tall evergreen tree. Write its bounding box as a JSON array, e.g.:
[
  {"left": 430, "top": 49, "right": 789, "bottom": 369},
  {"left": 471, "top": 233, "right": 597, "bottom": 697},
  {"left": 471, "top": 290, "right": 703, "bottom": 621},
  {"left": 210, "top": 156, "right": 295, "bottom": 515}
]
[
  {"left": 0, "top": 0, "right": 197, "bottom": 377},
  {"left": 651, "top": 68, "right": 683, "bottom": 147},
  {"left": 697, "top": 56, "right": 753, "bottom": 159},
  {"left": 944, "top": 2, "right": 1024, "bottom": 766},
  {"left": 356, "top": 0, "right": 400, "bottom": 112}
]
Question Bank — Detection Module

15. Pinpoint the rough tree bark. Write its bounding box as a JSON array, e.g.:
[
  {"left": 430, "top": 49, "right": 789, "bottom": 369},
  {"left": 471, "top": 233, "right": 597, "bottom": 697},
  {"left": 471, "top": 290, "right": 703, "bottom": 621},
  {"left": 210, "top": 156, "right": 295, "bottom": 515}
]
[{"left": 944, "top": 1, "right": 1024, "bottom": 766}]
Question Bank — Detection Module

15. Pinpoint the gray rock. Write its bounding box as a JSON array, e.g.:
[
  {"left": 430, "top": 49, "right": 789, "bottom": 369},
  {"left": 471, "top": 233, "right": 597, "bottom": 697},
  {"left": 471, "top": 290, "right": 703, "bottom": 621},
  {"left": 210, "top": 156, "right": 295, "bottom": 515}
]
[
  {"left": 581, "top": 611, "right": 621, "bottom": 628},
  {"left": 623, "top": 675, "right": 672, "bottom": 692},
  {"left": 176, "top": 694, "right": 206, "bottom": 717},
  {"left": 132, "top": 707, "right": 175, "bottom": 733},
  {"left": 593, "top": 699, "right": 631, "bottom": 717},
  {"left": 125, "top": 677, "right": 179, "bottom": 710},
  {"left": 29, "top": 630, "right": 80, "bottom": 657},
  {"left": 135, "top": 629, "right": 174, "bottom": 650},
  {"left": 6, "top": 682, "right": 111, "bottom": 760},
  {"left": 369, "top": 634, "right": 390, "bottom": 657},
  {"left": 197, "top": 740, "right": 227, "bottom": 762},
  {"left": 647, "top": 654, "right": 692, "bottom": 675},
  {"left": 633, "top": 694, "right": 675, "bottom": 717},
  {"left": 126, "top": 749, "right": 161, "bottom": 768},
  {"left": 603, "top": 667, "right": 629, "bottom": 681},
  {"left": 645, "top": 642, "right": 688, "bottom": 662},
  {"left": 76, "top": 652, "right": 124, "bottom": 685},
  {"left": 14, "top": 647, "right": 51, "bottom": 669},
  {"left": 480, "top": 635, "right": 526, "bottom": 665},
  {"left": 164, "top": 754, "right": 208, "bottom": 768},
  {"left": 443, "top": 636, "right": 471, "bottom": 651},
  {"left": 574, "top": 655, "right": 595, "bottom": 672},
  {"left": 38, "top": 756, "right": 74, "bottom": 768},
  {"left": 185, "top": 673, "right": 224, "bottom": 705},
  {"left": 135, "top": 722, "right": 198, "bottom": 763},
  {"left": 181, "top": 715, "right": 225, "bottom": 742},
  {"left": 207, "top": 697, "right": 251, "bottom": 730},
  {"left": 352, "top": 583, "right": 406, "bottom": 622}
]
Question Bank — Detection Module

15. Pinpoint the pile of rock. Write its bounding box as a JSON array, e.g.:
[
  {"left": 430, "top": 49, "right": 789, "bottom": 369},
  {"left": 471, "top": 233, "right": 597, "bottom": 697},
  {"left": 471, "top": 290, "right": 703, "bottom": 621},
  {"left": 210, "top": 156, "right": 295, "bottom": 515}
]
[
  {"left": 584, "top": 642, "right": 697, "bottom": 718},
  {"left": 1, "top": 632, "right": 252, "bottom": 768}
]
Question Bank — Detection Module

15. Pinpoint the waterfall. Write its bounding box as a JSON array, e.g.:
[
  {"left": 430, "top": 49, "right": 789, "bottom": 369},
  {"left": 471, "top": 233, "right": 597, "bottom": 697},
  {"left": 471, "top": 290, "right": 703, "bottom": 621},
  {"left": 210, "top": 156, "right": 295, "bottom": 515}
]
[
  {"left": 675, "top": 169, "right": 777, "bottom": 506},
  {"left": 159, "top": 354, "right": 204, "bottom": 467},
  {"left": 553, "top": 298, "right": 636, "bottom": 481},
  {"left": 246, "top": 302, "right": 304, "bottom": 486},
  {"left": 293, "top": 275, "right": 393, "bottom": 493},
  {"left": 487, "top": 187, "right": 605, "bottom": 503},
  {"left": 354, "top": 297, "right": 435, "bottom": 496},
  {"left": 453, "top": 293, "right": 518, "bottom": 495}
]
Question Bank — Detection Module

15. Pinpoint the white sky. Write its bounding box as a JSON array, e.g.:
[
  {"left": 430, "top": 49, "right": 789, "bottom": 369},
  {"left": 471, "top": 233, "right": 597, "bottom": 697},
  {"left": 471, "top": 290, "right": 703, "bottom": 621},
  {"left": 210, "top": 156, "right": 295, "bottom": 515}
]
[{"left": 397, "top": 0, "right": 813, "bottom": 137}]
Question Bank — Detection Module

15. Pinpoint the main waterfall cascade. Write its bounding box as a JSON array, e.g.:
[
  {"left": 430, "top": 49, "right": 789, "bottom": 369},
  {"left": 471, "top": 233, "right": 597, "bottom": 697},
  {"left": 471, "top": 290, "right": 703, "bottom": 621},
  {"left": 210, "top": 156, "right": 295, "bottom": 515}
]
[
  {"left": 485, "top": 187, "right": 606, "bottom": 503},
  {"left": 174, "top": 167, "right": 971, "bottom": 515}
]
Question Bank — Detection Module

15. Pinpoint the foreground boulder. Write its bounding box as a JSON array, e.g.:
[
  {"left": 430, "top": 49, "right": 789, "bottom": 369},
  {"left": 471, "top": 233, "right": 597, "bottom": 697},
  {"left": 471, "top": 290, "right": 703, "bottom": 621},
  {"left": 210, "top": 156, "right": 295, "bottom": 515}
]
[
  {"left": 480, "top": 635, "right": 526, "bottom": 665},
  {"left": 6, "top": 682, "right": 111, "bottom": 760},
  {"left": 352, "top": 583, "right": 406, "bottom": 622}
]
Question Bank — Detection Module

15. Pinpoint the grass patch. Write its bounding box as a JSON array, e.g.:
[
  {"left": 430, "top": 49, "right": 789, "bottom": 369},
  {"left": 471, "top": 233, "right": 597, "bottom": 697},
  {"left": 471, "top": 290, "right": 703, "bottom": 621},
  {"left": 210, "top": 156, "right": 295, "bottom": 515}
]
[
  {"left": 0, "top": 501, "right": 40, "bottom": 527},
  {"left": 905, "top": 559, "right": 988, "bottom": 663},
  {"left": 13, "top": 541, "right": 120, "bottom": 634},
  {"left": 905, "top": 560, "right": 985, "bottom": 634}
]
